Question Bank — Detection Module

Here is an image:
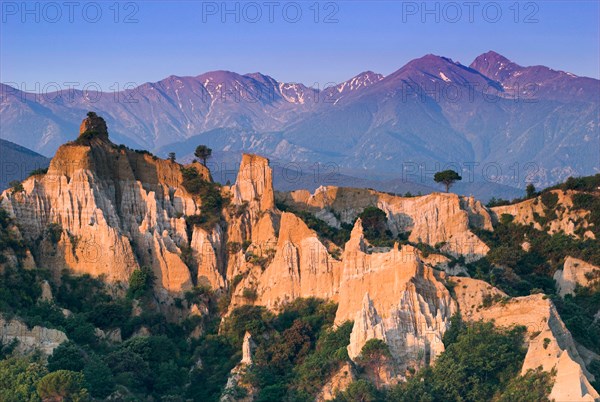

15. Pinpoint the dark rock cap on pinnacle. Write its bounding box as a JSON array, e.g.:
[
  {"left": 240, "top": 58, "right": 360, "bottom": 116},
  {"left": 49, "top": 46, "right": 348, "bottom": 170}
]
[{"left": 79, "top": 112, "right": 109, "bottom": 141}]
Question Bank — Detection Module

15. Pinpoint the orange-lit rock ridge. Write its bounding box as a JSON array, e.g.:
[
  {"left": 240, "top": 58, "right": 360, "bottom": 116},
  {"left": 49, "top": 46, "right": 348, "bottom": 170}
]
[{"left": 1, "top": 115, "right": 598, "bottom": 400}]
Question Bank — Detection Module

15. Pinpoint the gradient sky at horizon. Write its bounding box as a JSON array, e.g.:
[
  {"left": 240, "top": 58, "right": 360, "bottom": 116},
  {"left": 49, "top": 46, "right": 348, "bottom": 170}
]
[{"left": 1, "top": 1, "right": 599, "bottom": 91}]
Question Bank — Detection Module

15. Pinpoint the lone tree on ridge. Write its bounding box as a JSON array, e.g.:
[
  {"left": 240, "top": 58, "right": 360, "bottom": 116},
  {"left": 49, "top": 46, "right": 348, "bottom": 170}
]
[
  {"left": 434, "top": 170, "right": 462, "bottom": 193},
  {"left": 194, "top": 145, "right": 212, "bottom": 166}
]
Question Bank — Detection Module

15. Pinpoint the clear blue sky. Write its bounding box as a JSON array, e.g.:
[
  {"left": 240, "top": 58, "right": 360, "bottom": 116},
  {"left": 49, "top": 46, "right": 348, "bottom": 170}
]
[{"left": 1, "top": 1, "right": 598, "bottom": 91}]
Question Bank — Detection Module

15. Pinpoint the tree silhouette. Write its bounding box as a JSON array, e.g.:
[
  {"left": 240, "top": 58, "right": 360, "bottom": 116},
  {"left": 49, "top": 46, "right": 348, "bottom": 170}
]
[
  {"left": 434, "top": 170, "right": 462, "bottom": 193},
  {"left": 194, "top": 145, "right": 212, "bottom": 166},
  {"left": 526, "top": 183, "right": 536, "bottom": 199},
  {"left": 168, "top": 152, "right": 176, "bottom": 163}
]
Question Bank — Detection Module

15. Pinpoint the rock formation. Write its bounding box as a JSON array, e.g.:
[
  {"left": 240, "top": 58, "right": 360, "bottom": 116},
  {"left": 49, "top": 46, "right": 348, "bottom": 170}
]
[
  {"left": 252, "top": 212, "right": 341, "bottom": 308},
  {"left": 231, "top": 154, "right": 275, "bottom": 213},
  {"left": 454, "top": 277, "right": 599, "bottom": 401},
  {"left": 1, "top": 115, "right": 597, "bottom": 399},
  {"left": 221, "top": 332, "right": 256, "bottom": 402},
  {"left": 0, "top": 316, "right": 67, "bottom": 355},
  {"left": 278, "top": 186, "right": 491, "bottom": 261},
  {"left": 492, "top": 190, "right": 596, "bottom": 239},
  {"left": 554, "top": 256, "right": 600, "bottom": 297},
  {"left": 339, "top": 222, "right": 455, "bottom": 369},
  {"left": 1, "top": 114, "right": 214, "bottom": 303},
  {"left": 316, "top": 362, "right": 355, "bottom": 401},
  {"left": 79, "top": 112, "right": 109, "bottom": 142},
  {"left": 241, "top": 331, "right": 255, "bottom": 365}
]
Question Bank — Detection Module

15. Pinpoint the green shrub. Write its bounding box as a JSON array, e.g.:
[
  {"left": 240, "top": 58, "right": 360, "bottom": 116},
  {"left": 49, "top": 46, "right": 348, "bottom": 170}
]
[
  {"left": 74, "top": 130, "right": 99, "bottom": 145},
  {"left": 358, "top": 206, "right": 394, "bottom": 247},
  {"left": 28, "top": 167, "right": 48, "bottom": 177},
  {"left": 572, "top": 193, "right": 600, "bottom": 236},
  {"left": 127, "top": 266, "right": 155, "bottom": 299},
  {"left": 357, "top": 338, "right": 392, "bottom": 387},
  {"left": 495, "top": 367, "right": 555, "bottom": 402},
  {"left": 180, "top": 167, "right": 224, "bottom": 230},
  {"left": 486, "top": 197, "right": 511, "bottom": 207},
  {"left": 292, "top": 321, "right": 353, "bottom": 396},
  {"left": 45, "top": 223, "right": 63, "bottom": 244},
  {"left": 227, "top": 241, "right": 242, "bottom": 254},
  {"left": 9, "top": 180, "right": 24, "bottom": 194},
  {"left": 83, "top": 356, "right": 115, "bottom": 398},
  {"left": 560, "top": 174, "right": 600, "bottom": 192},
  {"left": 500, "top": 213, "right": 514, "bottom": 225},
  {"left": 540, "top": 192, "right": 559, "bottom": 209},
  {"left": 48, "top": 342, "right": 86, "bottom": 372},
  {"left": 242, "top": 288, "right": 258, "bottom": 301},
  {"left": 543, "top": 338, "right": 551, "bottom": 349},
  {"left": 333, "top": 379, "right": 380, "bottom": 402},
  {"left": 56, "top": 272, "right": 112, "bottom": 314},
  {"left": 87, "top": 301, "right": 131, "bottom": 329},
  {"left": 184, "top": 285, "right": 212, "bottom": 305}
]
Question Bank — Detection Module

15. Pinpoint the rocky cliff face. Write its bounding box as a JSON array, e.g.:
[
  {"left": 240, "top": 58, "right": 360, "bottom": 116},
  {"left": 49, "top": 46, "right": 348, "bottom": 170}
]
[
  {"left": 0, "top": 316, "right": 67, "bottom": 355},
  {"left": 1, "top": 114, "right": 212, "bottom": 303},
  {"left": 231, "top": 215, "right": 457, "bottom": 373},
  {"left": 554, "top": 256, "right": 600, "bottom": 297},
  {"left": 2, "top": 115, "right": 597, "bottom": 399},
  {"left": 492, "top": 190, "right": 596, "bottom": 239},
  {"left": 337, "top": 223, "right": 455, "bottom": 370},
  {"left": 278, "top": 186, "right": 491, "bottom": 261}
]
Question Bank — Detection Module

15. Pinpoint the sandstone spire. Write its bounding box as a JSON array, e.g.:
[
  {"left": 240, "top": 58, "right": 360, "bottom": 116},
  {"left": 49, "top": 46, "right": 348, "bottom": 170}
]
[
  {"left": 347, "top": 293, "right": 386, "bottom": 360},
  {"left": 231, "top": 154, "right": 275, "bottom": 211},
  {"left": 241, "top": 331, "right": 255, "bottom": 365}
]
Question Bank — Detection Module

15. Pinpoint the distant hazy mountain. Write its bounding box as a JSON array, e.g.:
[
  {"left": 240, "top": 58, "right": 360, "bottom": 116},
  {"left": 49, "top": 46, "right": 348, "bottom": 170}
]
[
  {"left": 1, "top": 51, "right": 598, "bottom": 192},
  {"left": 0, "top": 139, "right": 50, "bottom": 191}
]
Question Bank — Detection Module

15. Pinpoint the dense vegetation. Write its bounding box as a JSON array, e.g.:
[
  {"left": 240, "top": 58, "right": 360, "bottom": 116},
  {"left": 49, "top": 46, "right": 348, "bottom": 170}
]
[
  {"left": 181, "top": 166, "right": 226, "bottom": 230},
  {"left": 331, "top": 319, "right": 553, "bottom": 402},
  {"left": 0, "top": 264, "right": 214, "bottom": 399},
  {"left": 0, "top": 256, "right": 557, "bottom": 402}
]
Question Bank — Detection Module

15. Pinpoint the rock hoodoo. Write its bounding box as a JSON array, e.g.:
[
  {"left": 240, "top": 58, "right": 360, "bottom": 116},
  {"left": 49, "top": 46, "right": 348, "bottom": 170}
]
[{"left": 79, "top": 111, "right": 109, "bottom": 141}]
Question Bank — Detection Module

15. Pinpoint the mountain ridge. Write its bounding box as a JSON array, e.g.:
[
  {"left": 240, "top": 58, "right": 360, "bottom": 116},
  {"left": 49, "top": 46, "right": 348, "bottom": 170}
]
[{"left": 2, "top": 51, "right": 598, "bottom": 192}]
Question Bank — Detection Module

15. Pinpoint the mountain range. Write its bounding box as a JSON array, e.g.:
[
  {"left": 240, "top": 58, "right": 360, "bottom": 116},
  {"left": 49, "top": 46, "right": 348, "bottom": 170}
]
[{"left": 1, "top": 51, "right": 598, "bottom": 193}]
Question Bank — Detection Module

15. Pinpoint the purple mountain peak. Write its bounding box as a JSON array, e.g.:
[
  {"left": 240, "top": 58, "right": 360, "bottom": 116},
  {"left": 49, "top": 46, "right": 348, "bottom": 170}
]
[
  {"left": 469, "top": 51, "right": 520, "bottom": 81},
  {"left": 473, "top": 50, "right": 514, "bottom": 65},
  {"left": 244, "top": 72, "right": 278, "bottom": 85},
  {"left": 334, "top": 70, "right": 384, "bottom": 94}
]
